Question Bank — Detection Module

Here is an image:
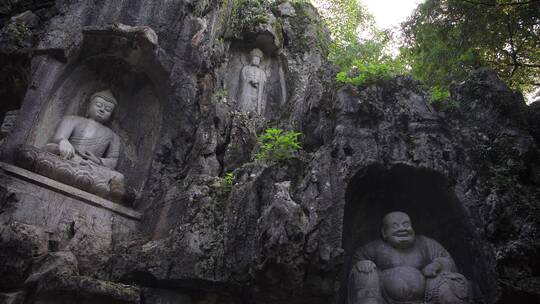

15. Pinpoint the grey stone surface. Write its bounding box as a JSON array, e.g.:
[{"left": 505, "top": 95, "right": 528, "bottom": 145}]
[
  {"left": 31, "top": 274, "right": 141, "bottom": 304},
  {"left": 0, "top": 221, "right": 49, "bottom": 288},
  {"left": 277, "top": 2, "right": 296, "bottom": 17},
  {"left": 0, "top": 1, "right": 539, "bottom": 304},
  {"left": 1, "top": 162, "right": 141, "bottom": 219},
  {"left": 25, "top": 251, "right": 79, "bottom": 285},
  {"left": 0, "top": 291, "right": 25, "bottom": 304},
  {"left": 10, "top": 10, "right": 39, "bottom": 27},
  {"left": 142, "top": 289, "right": 191, "bottom": 304},
  {"left": 1, "top": 163, "right": 139, "bottom": 276}
]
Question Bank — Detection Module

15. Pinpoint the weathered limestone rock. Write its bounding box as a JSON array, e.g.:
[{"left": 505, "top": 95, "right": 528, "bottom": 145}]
[
  {"left": 0, "top": 291, "right": 25, "bottom": 304},
  {"left": 142, "top": 289, "right": 191, "bottom": 304},
  {"left": 0, "top": 221, "right": 49, "bottom": 289},
  {"left": 0, "top": 1, "right": 538, "bottom": 304},
  {"left": 277, "top": 2, "right": 296, "bottom": 17},
  {"left": 0, "top": 161, "right": 140, "bottom": 281},
  {"left": 10, "top": 10, "right": 39, "bottom": 27},
  {"left": 32, "top": 274, "right": 141, "bottom": 304},
  {"left": 25, "top": 251, "right": 79, "bottom": 285}
]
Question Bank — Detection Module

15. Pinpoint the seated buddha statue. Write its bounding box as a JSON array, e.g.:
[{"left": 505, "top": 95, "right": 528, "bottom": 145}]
[
  {"left": 45, "top": 89, "right": 121, "bottom": 170},
  {"left": 348, "top": 211, "right": 470, "bottom": 304},
  {"left": 16, "top": 90, "right": 126, "bottom": 202}
]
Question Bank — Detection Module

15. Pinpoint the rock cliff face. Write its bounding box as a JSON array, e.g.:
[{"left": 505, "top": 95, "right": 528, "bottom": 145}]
[{"left": 0, "top": 1, "right": 539, "bottom": 304}]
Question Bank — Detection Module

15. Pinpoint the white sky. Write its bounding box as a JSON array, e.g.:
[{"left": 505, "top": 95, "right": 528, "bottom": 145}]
[
  {"left": 311, "top": 0, "right": 425, "bottom": 54},
  {"left": 311, "top": 0, "right": 425, "bottom": 31},
  {"left": 362, "top": 0, "right": 424, "bottom": 29}
]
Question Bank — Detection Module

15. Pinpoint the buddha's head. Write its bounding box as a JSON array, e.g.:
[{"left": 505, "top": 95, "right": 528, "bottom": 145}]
[
  {"left": 381, "top": 211, "right": 416, "bottom": 249},
  {"left": 250, "top": 48, "right": 264, "bottom": 66},
  {"left": 88, "top": 90, "right": 117, "bottom": 124}
]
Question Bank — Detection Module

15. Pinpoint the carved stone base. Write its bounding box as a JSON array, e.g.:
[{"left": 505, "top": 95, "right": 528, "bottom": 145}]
[
  {"left": 14, "top": 145, "right": 127, "bottom": 203},
  {"left": 0, "top": 161, "right": 140, "bottom": 278}
]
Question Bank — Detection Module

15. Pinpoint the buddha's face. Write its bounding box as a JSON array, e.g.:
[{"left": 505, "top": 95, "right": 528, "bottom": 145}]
[
  {"left": 88, "top": 96, "right": 115, "bottom": 123},
  {"left": 381, "top": 212, "right": 415, "bottom": 249},
  {"left": 251, "top": 55, "right": 261, "bottom": 66}
]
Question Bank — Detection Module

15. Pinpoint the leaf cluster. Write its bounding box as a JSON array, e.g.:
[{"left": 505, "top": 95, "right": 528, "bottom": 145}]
[
  {"left": 315, "top": 0, "right": 406, "bottom": 86},
  {"left": 336, "top": 60, "right": 404, "bottom": 86},
  {"left": 403, "top": 0, "right": 540, "bottom": 94},
  {"left": 430, "top": 85, "right": 451, "bottom": 102},
  {"left": 7, "top": 22, "right": 31, "bottom": 45},
  {"left": 223, "top": 172, "right": 236, "bottom": 189},
  {"left": 223, "top": 172, "right": 236, "bottom": 190},
  {"left": 255, "top": 128, "right": 302, "bottom": 162},
  {"left": 211, "top": 172, "right": 236, "bottom": 196},
  {"left": 429, "top": 85, "right": 460, "bottom": 109}
]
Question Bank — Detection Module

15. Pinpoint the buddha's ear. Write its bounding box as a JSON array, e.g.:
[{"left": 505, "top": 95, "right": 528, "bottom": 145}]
[{"left": 381, "top": 227, "right": 387, "bottom": 240}]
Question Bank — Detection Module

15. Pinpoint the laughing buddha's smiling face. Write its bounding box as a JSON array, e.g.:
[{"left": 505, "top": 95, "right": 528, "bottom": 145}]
[{"left": 381, "top": 212, "right": 416, "bottom": 249}]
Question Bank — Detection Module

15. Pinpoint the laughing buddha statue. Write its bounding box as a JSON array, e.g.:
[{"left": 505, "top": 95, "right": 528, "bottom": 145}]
[{"left": 348, "top": 211, "right": 470, "bottom": 304}]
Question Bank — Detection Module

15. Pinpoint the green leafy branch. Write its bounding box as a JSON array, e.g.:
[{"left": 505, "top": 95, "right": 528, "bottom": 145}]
[
  {"left": 255, "top": 128, "right": 302, "bottom": 162},
  {"left": 336, "top": 60, "right": 405, "bottom": 86}
]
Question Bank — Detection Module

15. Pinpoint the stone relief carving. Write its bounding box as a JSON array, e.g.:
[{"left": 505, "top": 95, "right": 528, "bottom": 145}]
[
  {"left": 237, "top": 48, "right": 267, "bottom": 115},
  {"left": 348, "top": 211, "right": 470, "bottom": 304},
  {"left": 16, "top": 90, "right": 127, "bottom": 203},
  {"left": 1, "top": 110, "right": 19, "bottom": 146},
  {"left": 1, "top": 110, "right": 19, "bottom": 133}
]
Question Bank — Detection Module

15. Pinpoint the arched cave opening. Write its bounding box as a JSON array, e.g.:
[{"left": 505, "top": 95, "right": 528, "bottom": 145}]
[
  {"left": 340, "top": 164, "right": 494, "bottom": 303},
  {"left": 23, "top": 54, "right": 163, "bottom": 204}
]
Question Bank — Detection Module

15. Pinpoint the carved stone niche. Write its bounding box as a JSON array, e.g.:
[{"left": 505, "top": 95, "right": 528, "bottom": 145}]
[
  {"left": 224, "top": 43, "right": 287, "bottom": 119},
  {"left": 12, "top": 24, "right": 168, "bottom": 204},
  {"left": 339, "top": 164, "right": 497, "bottom": 304}
]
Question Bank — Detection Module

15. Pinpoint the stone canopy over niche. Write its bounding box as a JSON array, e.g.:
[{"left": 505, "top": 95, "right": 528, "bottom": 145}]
[
  {"left": 341, "top": 164, "right": 495, "bottom": 303},
  {"left": 24, "top": 25, "right": 167, "bottom": 198}
]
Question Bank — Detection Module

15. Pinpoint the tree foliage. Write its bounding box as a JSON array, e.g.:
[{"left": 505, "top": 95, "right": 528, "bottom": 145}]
[
  {"left": 315, "top": 0, "right": 406, "bottom": 85},
  {"left": 255, "top": 128, "right": 302, "bottom": 162},
  {"left": 336, "top": 60, "right": 405, "bottom": 86},
  {"left": 403, "top": 0, "right": 540, "bottom": 94},
  {"left": 223, "top": 172, "right": 236, "bottom": 190},
  {"left": 315, "top": 0, "right": 376, "bottom": 62}
]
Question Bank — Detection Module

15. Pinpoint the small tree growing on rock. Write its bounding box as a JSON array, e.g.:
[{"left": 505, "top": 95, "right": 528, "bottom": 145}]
[{"left": 255, "top": 128, "right": 302, "bottom": 162}]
